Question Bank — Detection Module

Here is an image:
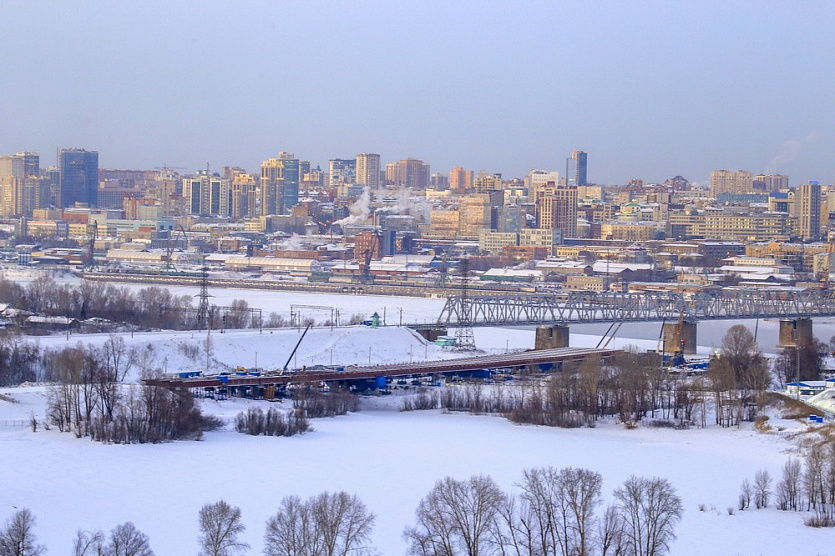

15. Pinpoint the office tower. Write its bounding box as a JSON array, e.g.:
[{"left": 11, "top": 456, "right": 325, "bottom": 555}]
[
  {"left": 536, "top": 184, "right": 578, "bottom": 238},
  {"left": 458, "top": 194, "right": 492, "bottom": 237},
  {"left": 261, "top": 152, "right": 300, "bottom": 215},
  {"left": 798, "top": 181, "right": 822, "bottom": 241},
  {"left": 58, "top": 148, "right": 99, "bottom": 207},
  {"left": 356, "top": 153, "right": 381, "bottom": 189},
  {"left": 0, "top": 152, "right": 39, "bottom": 179},
  {"left": 449, "top": 166, "right": 474, "bottom": 193},
  {"left": 710, "top": 170, "right": 754, "bottom": 197},
  {"left": 566, "top": 150, "right": 587, "bottom": 187}
]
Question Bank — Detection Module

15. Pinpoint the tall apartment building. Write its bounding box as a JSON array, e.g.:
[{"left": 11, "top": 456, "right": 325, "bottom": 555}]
[
  {"left": 230, "top": 173, "right": 257, "bottom": 219},
  {"left": 329, "top": 158, "right": 356, "bottom": 188},
  {"left": 58, "top": 148, "right": 98, "bottom": 207},
  {"left": 473, "top": 173, "right": 503, "bottom": 194},
  {"left": 0, "top": 152, "right": 39, "bottom": 179},
  {"left": 386, "top": 158, "right": 430, "bottom": 189},
  {"left": 430, "top": 173, "right": 449, "bottom": 189},
  {"left": 355, "top": 153, "right": 380, "bottom": 189},
  {"left": 536, "top": 185, "right": 578, "bottom": 239},
  {"left": 797, "top": 181, "right": 822, "bottom": 241},
  {"left": 525, "top": 169, "right": 560, "bottom": 198},
  {"left": 182, "top": 172, "right": 230, "bottom": 216},
  {"left": 566, "top": 151, "right": 587, "bottom": 187},
  {"left": 710, "top": 170, "right": 754, "bottom": 197},
  {"left": 449, "top": 166, "right": 474, "bottom": 193},
  {"left": 754, "top": 174, "right": 789, "bottom": 192},
  {"left": 261, "top": 152, "right": 300, "bottom": 215}
]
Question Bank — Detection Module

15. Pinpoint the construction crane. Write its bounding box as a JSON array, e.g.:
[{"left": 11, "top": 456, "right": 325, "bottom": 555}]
[{"left": 357, "top": 230, "right": 380, "bottom": 284}]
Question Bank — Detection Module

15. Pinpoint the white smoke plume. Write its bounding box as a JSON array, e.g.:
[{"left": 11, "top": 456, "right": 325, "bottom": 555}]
[
  {"left": 332, "top": 186, "right": 372, "bottom": 227},
  {"left": 280, "top": 233, "right": 305, "bottom": 251},
  {"left": 376, "top": 187, "right": 432, "bottom": 221},
  {"left": 764, "top": 130, "right": 819, "bottom": 174}
]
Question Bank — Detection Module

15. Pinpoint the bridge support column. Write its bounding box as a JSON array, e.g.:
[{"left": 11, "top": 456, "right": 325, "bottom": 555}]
[
  {"left": 535, "top": 324, "right": 569, "bottom": 350},
  {"left": 777, "top": 318, "right": 813, "bottom": 348},
  {"left": 662, "top": 321, "right": 697, "bottom": 355}
]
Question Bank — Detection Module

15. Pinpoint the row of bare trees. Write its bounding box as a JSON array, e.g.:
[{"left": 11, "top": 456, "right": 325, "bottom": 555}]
[
  {"left": 6, "top": 469, "right": 683, "bottom": 556},
  {"left": 0, "top": 276, "right": 256, "bottom": 331},
  {"left": 739, "top": 441, "right": 835, "bottom": 527},
  {"left": 401, "top": 324, "right": 807, "bottom": 430},
  {"left": 404, "top": 468, "right": 683, "bottom": 556},
  {"left": 43, "top": 339, "right": 221, "bottom": 443}
]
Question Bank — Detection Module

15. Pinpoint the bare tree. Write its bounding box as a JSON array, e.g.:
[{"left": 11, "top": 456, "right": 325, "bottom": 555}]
[
  {"left": 613, "top": 476, "right": 683, "bottom": 556},
  {"left": 0, "top": 508, "right": 45, "bottom": 556},
  {"left": 598, "top": 504, "right": 627, "bottom": 556},
  {"left": 73, "top": 529, "right": 104, "bottom": 556},
  {"left": 104, "top": 522, "right": 153, "bottom": 556},
  {"left": 404, "top": 475, "right": 505, "bottom": 556},
  {"left": 738, "top": 479, "right": 753, "bottom": 510},
  {"left": 264, "top": 492, "right": 375, "bottom": 556},
  {"left": 198, "top": 501, "right": 249, "bottom": 556},
  {"left": 753, "top": 469, "right": 773, "bottom": 509},
  {"left": 776, "top": 458, "right": 803, "bottom": 511}
]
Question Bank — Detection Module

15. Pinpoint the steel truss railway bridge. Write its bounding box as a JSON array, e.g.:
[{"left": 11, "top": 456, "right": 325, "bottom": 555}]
[{"left": 436, "top": 289, "right": 835, "bottom": 326}]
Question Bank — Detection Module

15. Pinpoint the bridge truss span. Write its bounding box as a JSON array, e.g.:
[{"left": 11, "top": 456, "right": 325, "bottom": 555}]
[{"left": 436, "top": 289, "right": 835, "bottom": 326}]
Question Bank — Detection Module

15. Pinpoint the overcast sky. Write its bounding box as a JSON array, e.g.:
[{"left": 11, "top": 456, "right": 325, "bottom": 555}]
[{"left": 1, "top": 0, "right": 834, "bottom": 186}]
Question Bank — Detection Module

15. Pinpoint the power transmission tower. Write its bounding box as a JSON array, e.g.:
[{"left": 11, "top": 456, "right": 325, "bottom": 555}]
[
  {"left": 454, "top": 257, "right": 476, "bottom": 351},
  {"left": 196, "top": 256, "right": 212, "bottom": 329}
]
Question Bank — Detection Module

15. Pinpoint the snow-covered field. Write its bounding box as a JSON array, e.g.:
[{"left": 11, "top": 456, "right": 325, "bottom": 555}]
[{"left": 1, "top": 271, "right": 834, "bottom": 554}]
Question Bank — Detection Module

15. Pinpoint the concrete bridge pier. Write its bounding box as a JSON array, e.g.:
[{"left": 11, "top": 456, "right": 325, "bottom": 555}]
[
  {"left": 662, "top": 320, "right": 697, "bottom": 355},
  {"left": 777, "top": 317, "right": 813, "bottom": 348},
  {"left": 535, "top": 324, "right": 570, "bottom": 349}
]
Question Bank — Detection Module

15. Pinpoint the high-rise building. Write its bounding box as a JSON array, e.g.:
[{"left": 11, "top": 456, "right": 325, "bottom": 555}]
[
  {"left": 230, "top": 173, "right": 256, "bottom": 219},
  {"left": 355, "top": 153, "right": 381, "bottom": 189},
  {"left": 181, "top": 171, "right": 230, "bottom": 216},
  {"left": 430, "top": 173, "right": 449, "bottom": 189},
  {"left": 58, "top": 148, "right": 98, "bottom": 207},
  {"left": 566, "top": 151, "right": 587, "bottom": 187},
  {"left": 798, "top": 181, "right": 822, "bottom": 241},
  {"left": 387, "top": 158, "right": 430, "bottom": 189},
  {"left": 754, "top": 174, "right": 789, "bottom": 192},
  {"left": 536, "top": 184, "right": 578, "bottom": 239},
  {"left": 0, "top": 152, "right": 39, "bottom": 179},
  {"left": 710, "top": 170, "right": 754, "bottom": 197},
  {"left": 329, "top": 158, "right": 356, "bottom": 188},
  {"left": 449, "top": 166, "right": 474, "bottom": 193},
  {"left": 260, "top": 152, "right": 300, "bottom": 215},
  {"left": 474, "top": 173, "right": 503, "bottom": 194}
]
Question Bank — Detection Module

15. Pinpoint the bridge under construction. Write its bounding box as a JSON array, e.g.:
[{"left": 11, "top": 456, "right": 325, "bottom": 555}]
[
  {"left": 144, "top": 347, "right": 617, "bottom": 394},
  {"left": 437, "top": 288, "right": 835, "bottom": 326}
]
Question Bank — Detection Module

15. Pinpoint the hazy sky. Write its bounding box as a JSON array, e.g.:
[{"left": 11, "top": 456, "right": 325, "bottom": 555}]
[{"left": 1, "top": 0, "right": 834, "bottom": 185}]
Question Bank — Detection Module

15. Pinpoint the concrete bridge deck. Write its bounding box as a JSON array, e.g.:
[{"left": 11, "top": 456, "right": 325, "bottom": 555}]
[{"left": 144, "top": 347, "right": 617, "bottom": 390}]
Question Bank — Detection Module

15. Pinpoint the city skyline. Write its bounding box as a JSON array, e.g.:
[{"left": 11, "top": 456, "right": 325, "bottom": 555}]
[{"left": 2, "top": 1, "right": 834, "bottom": 185}]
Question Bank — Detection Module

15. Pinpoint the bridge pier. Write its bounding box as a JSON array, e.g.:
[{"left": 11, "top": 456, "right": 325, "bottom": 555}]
[
  {"left": 662, "top": 321, "right": 697, "bottom": 355},
  {"left": 535, "top": 324, "right": 570, "bottom": 349},
  {"left": 777, "top": 318, "right": 813, "bottom": 348}
]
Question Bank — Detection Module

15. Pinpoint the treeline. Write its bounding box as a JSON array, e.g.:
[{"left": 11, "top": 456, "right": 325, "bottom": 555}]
[
  {"left": 403, "top": 324, "right": 795, "bottom": 429},
  {"left": 36, "top": 338, "right": 222, "bottom": 443},
  {"left": 0, "top": 275, "right": 256, "bottom": 330},
  {"left": 738, "top": 441, "right": 835, "bottom": 527},
  {"left": 4, "top": 467, "right": 684, "bottom": 556}
]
